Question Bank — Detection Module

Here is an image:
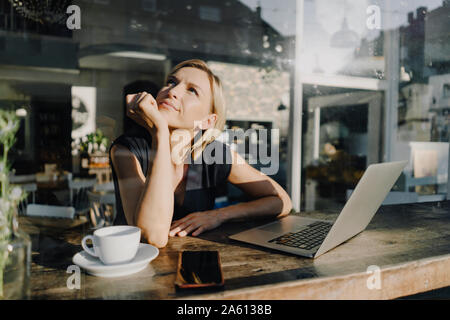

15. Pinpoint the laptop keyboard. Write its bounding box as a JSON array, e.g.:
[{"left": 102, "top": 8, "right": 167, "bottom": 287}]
[{"left": 268, "top": 221, "right": 333, "bottom": 250}]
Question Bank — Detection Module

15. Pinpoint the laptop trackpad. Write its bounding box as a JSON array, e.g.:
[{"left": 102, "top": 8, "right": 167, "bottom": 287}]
[
  {"left": 258, "top": 216, "right": 313, "bottom": 234},
  {"left": 258, "top": 222, "right": 290, "bottom": 234}
]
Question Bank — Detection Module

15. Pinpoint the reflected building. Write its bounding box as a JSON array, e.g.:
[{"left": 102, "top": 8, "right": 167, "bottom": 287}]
[
  {"left": 0, "top": 0, "right": 289, "bottom": 175},
  {"left": 0, "top": 0, "right": 448, "bottom": 210},
  {"left": 301, "top": 0, "right": 449, "bottom": 210},
  {"left": 398, "top": 2, "right": 450, "bottom": 143}
]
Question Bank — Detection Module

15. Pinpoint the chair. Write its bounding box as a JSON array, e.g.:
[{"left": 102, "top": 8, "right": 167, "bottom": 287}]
[
  {"left": 93, "top": 181, "right": 114, "bottom": 193},
  {"left": 88, "top": 199, "right": 106, "bottom": 229},
  {"left": 16, "top": 182, "right": 37, "bottom": 216},
  {"left": 87, "top": 190, "right": 116, "bottom": 228},
  {"left": 69, "top": 178, "right": 97, "bottom": 216},
  {"left": 26, "top": 204, "right": 75, "bottom": 219},
  {"left": 8, "top": 174, "right": 38, "bottom": 216},
  {"left": 9, "top": 173, "right": 36, "bottom": 184}
]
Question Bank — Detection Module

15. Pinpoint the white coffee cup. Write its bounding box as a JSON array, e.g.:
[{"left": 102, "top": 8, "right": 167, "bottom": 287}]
[{"left": 81, "top": 226, "right": 141, "bottom": 265}]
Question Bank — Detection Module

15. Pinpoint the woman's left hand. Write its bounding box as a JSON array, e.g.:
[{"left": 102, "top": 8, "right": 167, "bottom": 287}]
[{"left": 169, "top": 210, "right": 224, "bottom": 237}]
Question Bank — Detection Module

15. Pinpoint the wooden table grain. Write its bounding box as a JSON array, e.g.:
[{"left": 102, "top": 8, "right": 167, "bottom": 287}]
[{"left": 23, "top": 201, "right": 450, "bottom": 300}]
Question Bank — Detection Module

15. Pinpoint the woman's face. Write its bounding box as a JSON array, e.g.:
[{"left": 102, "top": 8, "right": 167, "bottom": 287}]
[{"left": 155, "top": 67, "right": 216, "bottom": 131}]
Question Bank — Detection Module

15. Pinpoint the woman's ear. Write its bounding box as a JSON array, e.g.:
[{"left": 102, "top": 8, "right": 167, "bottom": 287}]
[{"left": 199, "top": 113, "right": 217, "bottom": 130}]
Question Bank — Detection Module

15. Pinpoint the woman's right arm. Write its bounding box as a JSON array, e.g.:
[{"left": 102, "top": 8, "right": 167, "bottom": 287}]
[
  {"left": 135, "top": 128, "right": 174, "bottom": 248},
  {"left": 110, "top": 132, "right": 173, "bottom": 247},
  {"left": 110, "top": 92, "right": 176, "bottom": 248}
]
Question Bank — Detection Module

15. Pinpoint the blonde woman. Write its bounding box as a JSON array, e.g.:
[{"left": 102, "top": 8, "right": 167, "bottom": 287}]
[{"left": 110, "top": 59, "right": 292, "bottom": 248}]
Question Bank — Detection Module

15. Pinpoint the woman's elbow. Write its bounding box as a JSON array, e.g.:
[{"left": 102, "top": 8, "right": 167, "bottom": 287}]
[
  {"left": 150, "top": 237, "right": 168, "bottom": 249},
  {"left": 277, "top": 194, "right": 293, "bottom": 218},
  {"left": 137, "top": 224, "right": 169, "bottom": 248},
  {"left": 283, "top": 197, "right": 293, "bottom": 216},
  {"left": 146, "top": 232, "right": 169, "bottom": 249}
]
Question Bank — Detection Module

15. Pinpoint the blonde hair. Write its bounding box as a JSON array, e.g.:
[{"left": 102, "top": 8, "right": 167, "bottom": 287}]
[{"left": 168, "top": 59, "right": 226, "bottom": 161}]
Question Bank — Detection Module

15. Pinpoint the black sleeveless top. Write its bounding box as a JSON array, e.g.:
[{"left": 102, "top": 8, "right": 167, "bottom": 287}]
[{"left": 109, "top": 130, "right": 232, "bottom": 225}]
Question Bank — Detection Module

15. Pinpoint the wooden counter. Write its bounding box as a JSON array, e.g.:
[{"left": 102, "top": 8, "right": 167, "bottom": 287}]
[{"left": 24, "top": 201, "right": 450, "bottom": 299}]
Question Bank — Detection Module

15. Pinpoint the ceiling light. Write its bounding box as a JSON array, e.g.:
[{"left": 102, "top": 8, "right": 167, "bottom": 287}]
[{"left": 107, "top": 51, "right": 166, "bottom": 61}]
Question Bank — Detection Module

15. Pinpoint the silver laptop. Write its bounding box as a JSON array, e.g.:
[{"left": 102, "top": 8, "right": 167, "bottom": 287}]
[{"left": 229, "top": 161, "right": 408, "bottom": 258}]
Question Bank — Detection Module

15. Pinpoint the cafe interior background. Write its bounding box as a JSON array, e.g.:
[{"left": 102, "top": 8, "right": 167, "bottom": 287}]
[{"left": 0, "top": 0, "right": 449, "bottom": 290}]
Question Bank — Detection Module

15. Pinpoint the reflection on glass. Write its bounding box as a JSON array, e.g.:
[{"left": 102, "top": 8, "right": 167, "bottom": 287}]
[
  {"left": 394, "top": 1, "right": 449, "bottom": 203},
  {"left": 301, "top": 0, "right": 449, "bottom": 211},
  {"left": 0, "top": 0, "right": 296, "bottom": 208},
  {"left": 0, "top": 0, "right": 447, "bottom": 213},
  {"left": 300, "top": 0, "right": 384, "bottom": 78}
]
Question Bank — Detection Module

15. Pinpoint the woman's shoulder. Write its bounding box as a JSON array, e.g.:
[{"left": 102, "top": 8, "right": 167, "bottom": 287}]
[
  {"left": 110, "top": 131, "right": 152, "bottom": 154},
  {"left": 109, "top": 131, "right": 153, "bottom": 175}
]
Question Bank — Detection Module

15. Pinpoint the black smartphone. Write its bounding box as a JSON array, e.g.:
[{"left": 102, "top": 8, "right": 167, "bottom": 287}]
[{"left": 175, "top": 251, "right": 224, "bottom": 289}]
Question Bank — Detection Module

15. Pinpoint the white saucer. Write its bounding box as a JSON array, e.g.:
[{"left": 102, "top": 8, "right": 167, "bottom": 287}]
[{"left": 72, "top": 243, "right": 159, "bottom": 278}]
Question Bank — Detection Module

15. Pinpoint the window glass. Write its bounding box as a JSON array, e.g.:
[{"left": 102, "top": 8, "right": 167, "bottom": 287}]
[
  {"left": 0, "top": 0, "right": 295, "bottom": 207},
  {"left": 0, "top": 0, "right": 447, "bottom": 213},
  {"left": 302, "top": 0, "right": 449, "bottom": 211}
]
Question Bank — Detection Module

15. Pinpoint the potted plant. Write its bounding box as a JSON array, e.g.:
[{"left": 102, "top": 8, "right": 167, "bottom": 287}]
[
  {"left": 0, "top": 109, "right": 31, "bottom": 299},
  {"left": 72, "top": 129, "right": 109, "bottom": 173}
]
